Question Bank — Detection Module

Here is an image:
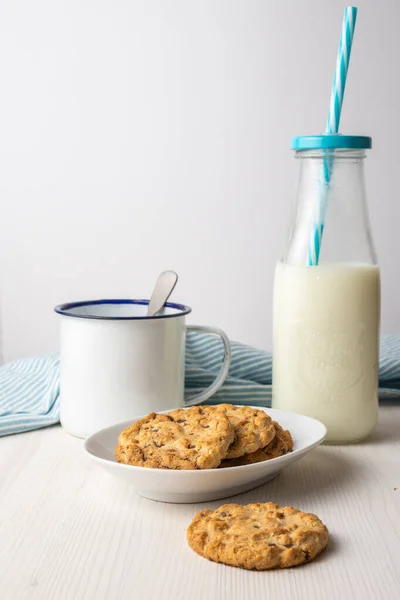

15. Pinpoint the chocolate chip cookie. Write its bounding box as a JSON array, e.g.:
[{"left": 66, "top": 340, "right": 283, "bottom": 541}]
[
  {"left": 219, "top": 421, "right": 293, "bottom": 468},
  {"left": 115, "top": 407, "right": 234, "bottom": 470},
  {"left": 214, "top": 404, "right": 276, "bottom": 459},
  {"left": 187, "top": 502, "right": 328, "bottom": 569}
]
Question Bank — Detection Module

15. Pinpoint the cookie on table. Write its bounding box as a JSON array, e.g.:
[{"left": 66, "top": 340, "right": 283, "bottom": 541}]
[
  {"left": 213, "top": 404, "right": 276, "bottom": 459},
  {"left": 219, "top": 421, "right": 293, "bottom": 468},
  {"left": 115, "top": 407, "right": 234, "bottom": 470},
  {"left": 187, "top": 502, "right": 328, "bottom": 570}
]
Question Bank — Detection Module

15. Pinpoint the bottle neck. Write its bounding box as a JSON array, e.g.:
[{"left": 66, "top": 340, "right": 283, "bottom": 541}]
[
  {"left": 285, "top": 149, "right": 377, "bottom": 266},
  {"left": 295, "top": 149, "right": 367, "bottom": 160}
]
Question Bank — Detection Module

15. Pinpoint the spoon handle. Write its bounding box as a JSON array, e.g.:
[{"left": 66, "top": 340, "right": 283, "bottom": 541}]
[{"left": 147, "top": 271, "right": 178, "bottom": 317}]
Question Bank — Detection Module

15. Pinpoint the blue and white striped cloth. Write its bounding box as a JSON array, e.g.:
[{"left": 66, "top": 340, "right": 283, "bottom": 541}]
[
  {"left": 0, "top": 354, "right": 60, "bottom": 436},
  {"left": 1, "top": 334, "right": 400, "bottom": 437}
]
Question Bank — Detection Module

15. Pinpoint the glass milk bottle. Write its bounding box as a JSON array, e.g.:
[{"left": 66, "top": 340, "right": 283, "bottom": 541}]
[{"left": 272, "top": 135, "right": 380, "bottom": 443}]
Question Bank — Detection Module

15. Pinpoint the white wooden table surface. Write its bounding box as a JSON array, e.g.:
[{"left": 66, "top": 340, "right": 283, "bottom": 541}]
[{"left": 0, "top": 402, "right": 399, "bottom": 600}]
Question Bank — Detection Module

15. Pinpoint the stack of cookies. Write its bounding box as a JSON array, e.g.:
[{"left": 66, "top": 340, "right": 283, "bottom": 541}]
[{"left": 115, "top": 404, "right": 293, "bottom": 470}]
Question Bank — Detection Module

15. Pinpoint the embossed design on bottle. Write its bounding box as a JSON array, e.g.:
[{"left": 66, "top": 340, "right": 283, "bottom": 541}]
[{"left": 293, "top": 314, "right": 365, "bottom": 398}]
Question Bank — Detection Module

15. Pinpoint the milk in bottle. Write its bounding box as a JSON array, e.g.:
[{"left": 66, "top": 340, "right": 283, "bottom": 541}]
[{"left": 272, "top": 135, "right": 380, "bottom": 443}]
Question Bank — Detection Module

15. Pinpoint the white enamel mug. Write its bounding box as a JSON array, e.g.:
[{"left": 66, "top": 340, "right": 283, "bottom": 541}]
[{"left": 54, "top": 299, "right": 231, "bottom": 438}]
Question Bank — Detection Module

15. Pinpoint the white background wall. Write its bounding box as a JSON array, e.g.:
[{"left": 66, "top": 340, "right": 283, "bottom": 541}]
[{"left": 0, "top": 0, "right": 398, "bottom": 362}]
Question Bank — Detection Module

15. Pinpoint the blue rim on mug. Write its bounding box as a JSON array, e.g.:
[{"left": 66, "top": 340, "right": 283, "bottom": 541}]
[{"left": 54, "top": 299, "right": 192, "bottom": 320}]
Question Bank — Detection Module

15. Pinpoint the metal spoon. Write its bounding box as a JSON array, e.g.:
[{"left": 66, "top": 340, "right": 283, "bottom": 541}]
[{"left": 147, "top": 270, "right": 178, "bottom": 317}]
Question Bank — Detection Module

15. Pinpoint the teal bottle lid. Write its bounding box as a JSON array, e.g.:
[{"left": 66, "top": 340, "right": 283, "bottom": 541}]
[{"left": 291, "top": 134, "right": 372, "bottom": 151}]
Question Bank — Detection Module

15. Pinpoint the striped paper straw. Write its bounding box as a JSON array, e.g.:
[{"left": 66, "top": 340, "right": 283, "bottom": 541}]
[{"left": 307, "top": 6, "right": 358, "bottom": 266}]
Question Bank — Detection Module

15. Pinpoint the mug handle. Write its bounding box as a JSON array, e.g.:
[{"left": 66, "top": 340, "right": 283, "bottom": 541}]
[{"left": 184, "top": 325, "right": 231, "bottom": 407}]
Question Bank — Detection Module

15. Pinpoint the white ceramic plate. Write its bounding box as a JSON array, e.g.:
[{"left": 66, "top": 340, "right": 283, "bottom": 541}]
[{"left": 84, "top": 407, "right": 327, "bottom": 504}]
